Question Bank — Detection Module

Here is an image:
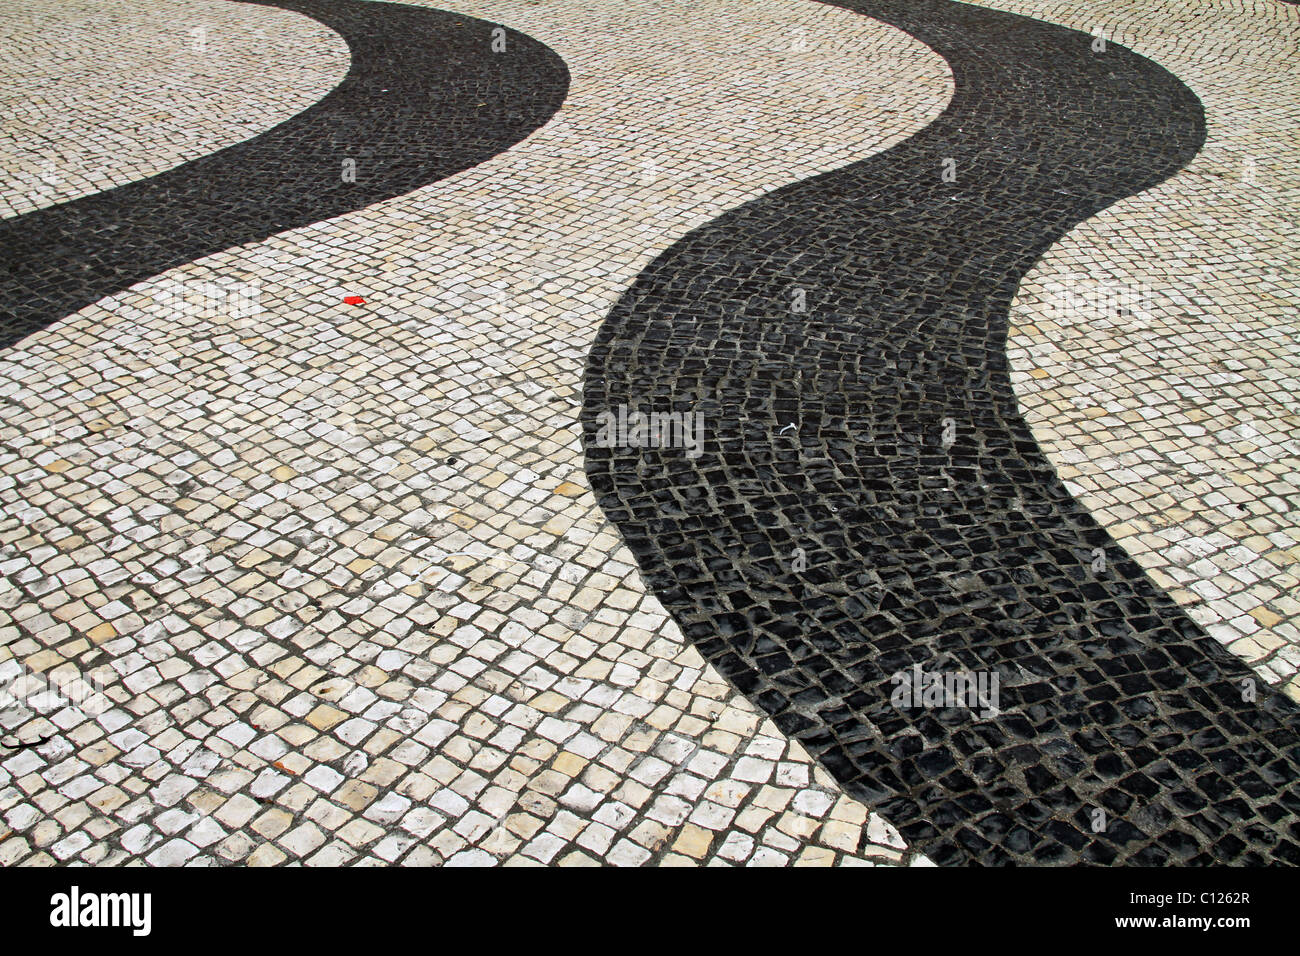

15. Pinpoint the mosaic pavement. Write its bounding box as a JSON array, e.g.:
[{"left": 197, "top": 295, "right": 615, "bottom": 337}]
[{"left": 0, "top": 0, "right": 1296, "bottom": 867}]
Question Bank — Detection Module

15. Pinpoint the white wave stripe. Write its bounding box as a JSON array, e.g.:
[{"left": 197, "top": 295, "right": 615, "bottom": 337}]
[{"left": 0, "top": 0, "right": 349, "bottom": 217}]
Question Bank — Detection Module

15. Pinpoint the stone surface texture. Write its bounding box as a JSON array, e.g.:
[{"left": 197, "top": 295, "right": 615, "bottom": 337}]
[{"left": 0, "top": 0, "right": 949, "bottom": 866}]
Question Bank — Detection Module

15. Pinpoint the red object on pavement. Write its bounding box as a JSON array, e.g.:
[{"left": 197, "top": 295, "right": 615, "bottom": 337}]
[{"left": 343, "top": 295, "right": 365, "bottom": 305}]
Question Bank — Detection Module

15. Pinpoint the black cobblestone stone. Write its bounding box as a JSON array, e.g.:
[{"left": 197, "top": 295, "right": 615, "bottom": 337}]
[{"left": 581, "top": 0, "right": 1300, "bottom": 864}]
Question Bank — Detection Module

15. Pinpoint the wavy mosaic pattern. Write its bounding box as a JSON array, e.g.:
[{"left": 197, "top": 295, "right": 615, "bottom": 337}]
[
  {"left": 3, "top": 0, "right": 1295, "bottom": 869},
  {"left": 1, "top": 0, "right": 955, "bottom": 867},
  {"left": 0, "top": 0, "right": 569, "bottom": 350},
  {"left": 582, "top": 0, "right": 1300, "bottom": 864}
]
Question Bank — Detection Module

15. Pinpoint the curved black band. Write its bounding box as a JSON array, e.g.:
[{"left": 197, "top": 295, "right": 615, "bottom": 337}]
[
  {"left": 0, "top": 0, "right": 569, "bottom": 349},
  {"left": 583, "top": 0, "right": 1300, "bottom": 865}
]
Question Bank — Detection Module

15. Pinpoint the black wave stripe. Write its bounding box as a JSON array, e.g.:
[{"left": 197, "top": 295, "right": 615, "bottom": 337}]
[
  {"left": 582, "top": 0, "right": 1300, "bottom": 865},
  {"left": 0, "top": 0, "right": 568, "bottom": 350}
]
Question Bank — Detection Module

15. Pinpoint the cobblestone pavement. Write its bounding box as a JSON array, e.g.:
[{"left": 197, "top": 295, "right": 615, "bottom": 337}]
[
  {"left": 0, "top": 0, "right": 570, "bottom": 350},
  {"left": 998, "top": 0, "right": 1300, "bottom": 693},
  {"left": 1, "top": 0, "right": 1297, "bottom": 867},
  {"left": 0, "top": 0, "right": 949, "bottom": 866},
  {"left": 0, "top": 0, "right": 349, "bottom": 218},
  {"left": 584, "top": 0, "right": 1300, "bottom": 866}
]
